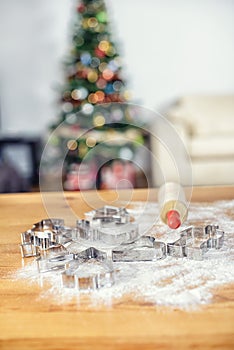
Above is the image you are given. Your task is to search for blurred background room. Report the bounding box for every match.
[0,0,233,193]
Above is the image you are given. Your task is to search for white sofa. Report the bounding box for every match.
[151,95,234,186]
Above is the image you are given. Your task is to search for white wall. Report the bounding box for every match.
[0,0,71,133]
[0,0,233,134]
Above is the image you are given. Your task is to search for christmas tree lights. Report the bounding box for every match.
[48,0,148,190]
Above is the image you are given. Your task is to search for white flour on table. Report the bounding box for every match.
[14,200,234,310]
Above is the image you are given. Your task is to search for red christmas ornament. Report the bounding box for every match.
[95,47,106,58]
[77,3,85,13]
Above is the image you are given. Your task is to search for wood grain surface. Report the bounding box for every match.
[0,186,234,350]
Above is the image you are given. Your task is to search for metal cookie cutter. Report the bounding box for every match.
[167,225,224,260]
[32,218,65,247]
[85,205,130,224]
[167,226,193,259]
[20,218,65,257]
[56,227,74,246]
[75,219,139,245]
[61,247,115,290]
[112,236,167,262]
[205,225,224,249]
[33,218,64,230]
[36,252,74,273]
[74,246,108,262]
[20,230,40,258]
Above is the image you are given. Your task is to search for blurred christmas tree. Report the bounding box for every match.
[48,0,149,190]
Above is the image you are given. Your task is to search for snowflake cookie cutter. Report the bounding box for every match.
[112,236,167,262]
[61,247,115,290]
[167,225,224,260]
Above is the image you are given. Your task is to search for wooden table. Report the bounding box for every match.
[0,186,234,350]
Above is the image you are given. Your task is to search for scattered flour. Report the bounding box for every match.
[14,200,234,310]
